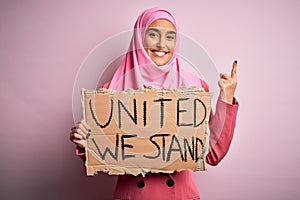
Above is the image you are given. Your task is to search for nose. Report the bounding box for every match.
[156,37,166,49]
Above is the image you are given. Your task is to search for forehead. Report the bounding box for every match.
[148,19,176,31]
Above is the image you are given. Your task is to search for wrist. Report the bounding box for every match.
[219,91,234,105]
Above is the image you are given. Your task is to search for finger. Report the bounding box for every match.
[70,128,86,140]
[73,140,85,149]
[71,126,89,139]
[81,120,91,132]
[231,60,237,79]
[77,123,89,134]
[220,73,231,80]
[77,128,87,139]
[70,133,83,142]
[73,132,83,140]
[218,79,224,88]
[70,127,79,135]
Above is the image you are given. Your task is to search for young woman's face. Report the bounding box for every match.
[143,19,176,66]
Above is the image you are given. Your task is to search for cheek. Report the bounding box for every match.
[167,41,176,52]
[143,37,156,49]
[167,52,174,61]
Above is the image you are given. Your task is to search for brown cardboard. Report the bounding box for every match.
[81,87,212,176]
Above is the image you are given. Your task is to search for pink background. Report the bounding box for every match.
[1,1,299,199]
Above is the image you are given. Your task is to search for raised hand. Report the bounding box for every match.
[218,60,238,104]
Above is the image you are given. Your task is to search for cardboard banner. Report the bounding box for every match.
[82,87,212,176]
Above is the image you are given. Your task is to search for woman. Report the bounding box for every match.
[70,7,238,199]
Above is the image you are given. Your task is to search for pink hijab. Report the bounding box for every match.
[106,7,202,91]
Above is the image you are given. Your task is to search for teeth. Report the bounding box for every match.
[154,51,166,57]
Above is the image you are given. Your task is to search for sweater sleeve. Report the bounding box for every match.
[200,79,239,166]
[75,146,86,162]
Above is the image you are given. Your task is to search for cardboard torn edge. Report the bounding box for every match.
[89,85,208,95]
[87,160,207,177]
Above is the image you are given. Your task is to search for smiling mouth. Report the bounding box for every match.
[151,50,168,57]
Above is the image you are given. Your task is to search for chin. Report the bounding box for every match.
[151,56,172,66]
[154,60,168,66]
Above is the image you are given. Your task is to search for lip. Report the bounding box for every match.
[150,50,168,57]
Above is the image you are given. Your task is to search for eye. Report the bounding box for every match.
[149,32,158,38]
[167,35,175,40]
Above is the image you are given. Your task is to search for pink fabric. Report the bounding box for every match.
[107,7,201,91]
[114,170,200,200]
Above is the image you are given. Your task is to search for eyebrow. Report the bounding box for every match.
[146,28,176,35]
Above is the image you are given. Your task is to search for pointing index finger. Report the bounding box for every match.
[231,60,237,79]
